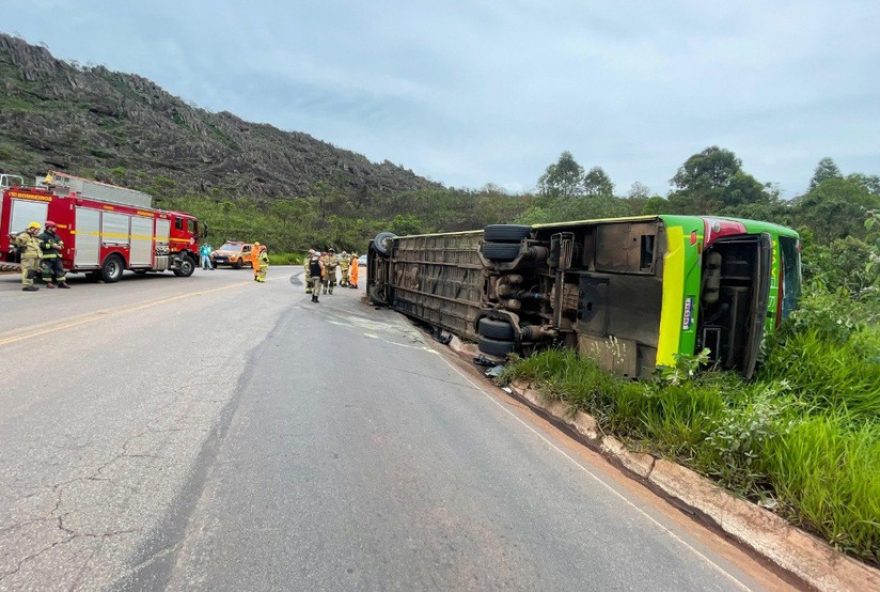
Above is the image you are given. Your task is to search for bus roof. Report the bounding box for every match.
[534,214,798,238]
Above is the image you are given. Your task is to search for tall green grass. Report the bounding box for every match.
[761,328,880,419]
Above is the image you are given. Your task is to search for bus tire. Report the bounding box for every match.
[100,254,125,283]
[481,242,520,262]
[484,224,531,242]
[478,336,517,357]
[372,232,397,257]
[368,284,388,305]
[478,318,515,340]
[173,255,195,277]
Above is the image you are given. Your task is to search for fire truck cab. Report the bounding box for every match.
[1,172,202,282]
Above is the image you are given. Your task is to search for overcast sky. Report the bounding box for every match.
[6,1,879,197]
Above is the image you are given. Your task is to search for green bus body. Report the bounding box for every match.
[369,214,801,378]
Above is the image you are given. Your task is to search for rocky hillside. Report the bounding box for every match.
[0,34,440,199]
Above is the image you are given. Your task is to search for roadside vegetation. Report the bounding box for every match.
[501,210,880,566]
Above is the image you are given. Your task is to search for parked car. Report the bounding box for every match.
[211,241,255,268]
[358,254,367,266]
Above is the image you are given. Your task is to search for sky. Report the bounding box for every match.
[5,1,879,197]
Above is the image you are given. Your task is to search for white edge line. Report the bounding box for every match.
[437,353,753,592]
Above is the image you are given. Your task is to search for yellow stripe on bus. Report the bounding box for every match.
[656,226,685,366]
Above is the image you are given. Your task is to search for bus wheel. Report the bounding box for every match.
[478,336,517,357]
[100,254,125,283]
[478,318,516,340]
[484,224,531,242]
[372,232,397,257]
[174,255,195,277]
[481,242,520,262]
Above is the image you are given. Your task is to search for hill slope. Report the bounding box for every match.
[0,34,440,199]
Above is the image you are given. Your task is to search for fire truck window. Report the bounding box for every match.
[187,219,196,233]
[175,218,183,230]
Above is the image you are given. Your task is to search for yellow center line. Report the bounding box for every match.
[0,280,252,348]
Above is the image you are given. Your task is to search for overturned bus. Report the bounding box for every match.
[367,215,801,379]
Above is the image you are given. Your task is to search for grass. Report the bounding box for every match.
[501,322,880,565]
[267,251,304,266]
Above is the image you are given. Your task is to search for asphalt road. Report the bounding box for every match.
[0,267,798,591]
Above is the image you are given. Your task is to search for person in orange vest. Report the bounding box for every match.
[348,251,359,289]
[252,242,269,282]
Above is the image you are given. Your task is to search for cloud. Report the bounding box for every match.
[4,0,879,197]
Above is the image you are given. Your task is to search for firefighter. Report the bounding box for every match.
[338,251,351,287]
[320,248,339,294]
[38,221,70,289]
[12,221,43,292]
[307,251,323,303]
[304,249,319,293]
[253,242,269,282]
[349,251,359,289]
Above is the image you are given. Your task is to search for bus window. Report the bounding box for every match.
[779,237,801,320]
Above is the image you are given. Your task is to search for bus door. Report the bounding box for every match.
[698,233,771,378]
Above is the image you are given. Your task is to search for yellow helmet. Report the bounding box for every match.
[28,221,41,230]
[253,241,260,247]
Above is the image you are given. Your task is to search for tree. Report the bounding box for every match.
[668,146,768,213]
[809,157,842,191]
[583,166,614,197]
[671,146,741,192]
[847,173,880,196]
[796,176,880,243]
[627,182,652,200]
[537,151,584,198]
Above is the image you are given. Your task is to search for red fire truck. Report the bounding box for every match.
[1,172,202,282]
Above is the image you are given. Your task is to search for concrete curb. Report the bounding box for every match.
[448,335,479,360]
[503,379,880,592]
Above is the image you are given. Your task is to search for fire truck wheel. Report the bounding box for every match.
[100,254,125,283]
[483,224,532,243]
[478,336,517,357]
[174,255,196,277]
[478,317,516,340]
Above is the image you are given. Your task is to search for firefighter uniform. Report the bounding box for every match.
[13,222,43,291]
[38,224,69,288]
[320,250,338,294]
[338,251,351,287]
[254,244,269,282]
[349,251,359,289]
[304,249,316,293]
